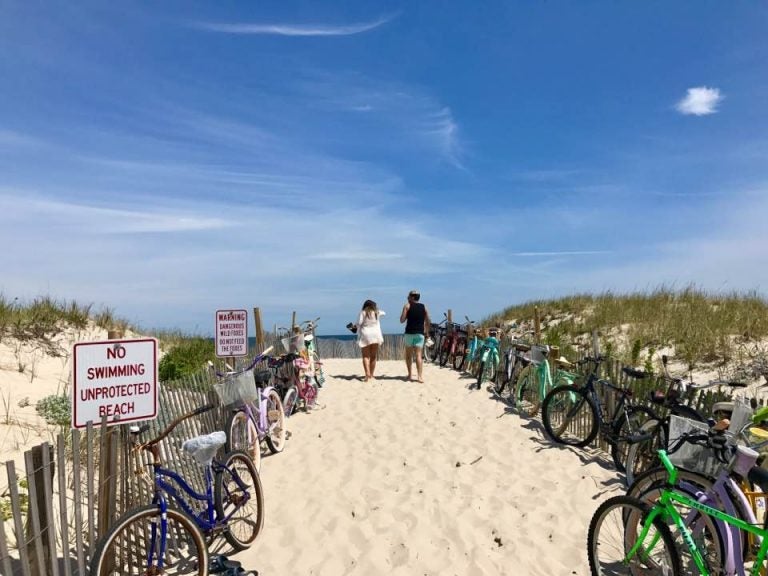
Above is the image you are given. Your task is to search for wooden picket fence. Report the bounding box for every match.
[0,369,225,576]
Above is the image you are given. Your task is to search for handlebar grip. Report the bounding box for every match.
[193,404,214,416]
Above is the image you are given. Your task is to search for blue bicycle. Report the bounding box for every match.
[474,328,501,389]
[89,405,264,575]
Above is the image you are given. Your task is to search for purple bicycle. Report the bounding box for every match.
[210,345,286,472]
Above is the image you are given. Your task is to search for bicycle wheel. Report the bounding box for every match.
[439,341,451,367]
[624,419,666,487]
[215,450,265,551]
[541,385,599,446]
[423,336,435,363]
[453,340,466,370]
[225,409,262,472]
[476,360,487,389]
[303,382,318,409]
[90,504,207,576]
[516,370,542,417]
[588,495,680,576]
[264,389,286,453]
[282,386,298,418]
[611,406,658,473]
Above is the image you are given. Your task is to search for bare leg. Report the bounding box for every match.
[362,347,372,381]
[415,346,424,382]
[405,346,413,380]
[369,343,379,378]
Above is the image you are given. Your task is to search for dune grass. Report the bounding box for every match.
[484,286,768,370]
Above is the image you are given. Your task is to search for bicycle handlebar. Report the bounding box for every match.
[134,404,215,451]
[209,346,275,378]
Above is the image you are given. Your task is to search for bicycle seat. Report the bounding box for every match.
[253,370,271,387]
[712,401,734,416]
[622,367,648,379]
[555,357,573,369]
[514,343,531,352]
[182,431,227,466]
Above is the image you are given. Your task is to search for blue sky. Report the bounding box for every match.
[1,2,767,335]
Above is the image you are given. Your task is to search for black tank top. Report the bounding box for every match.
[405,302,426,334]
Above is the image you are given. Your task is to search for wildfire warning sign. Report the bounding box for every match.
[72,338,158,429]
[216,309,248,357]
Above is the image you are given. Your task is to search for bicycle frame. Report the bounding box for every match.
[240,384,279,441]
[631,452,767,576]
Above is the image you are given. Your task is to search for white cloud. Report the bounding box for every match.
[193,15,393,36]
[676,86,723,116]
[509,251,611,257]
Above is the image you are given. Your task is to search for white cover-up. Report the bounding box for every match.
[356,310,385,348]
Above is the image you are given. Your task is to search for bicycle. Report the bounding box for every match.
[587,423,768,575]
[492,329,535,402]
[270,352,319,414]
[89,405,265,576]
[623,355,748,486]
[461,317,480,374]
[424,316,447,363]
[541,356,658,472]
[451,318,473,371]
[209,345,286,473]
[513,343,577,418]
[298,317,325,387]
[437,321,465,368]
[474,328,501,390]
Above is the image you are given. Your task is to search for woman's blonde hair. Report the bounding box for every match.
[362,299,378,317]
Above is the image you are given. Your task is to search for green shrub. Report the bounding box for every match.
[159,337,215,381]
[36,394,71,427]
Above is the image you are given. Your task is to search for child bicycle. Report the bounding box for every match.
[89,405,264,576]
[209,345,286,473]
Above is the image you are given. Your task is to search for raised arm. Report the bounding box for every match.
[400,303,409,323]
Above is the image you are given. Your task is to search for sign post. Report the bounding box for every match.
[72,338,158,429]
[215,309,248,357]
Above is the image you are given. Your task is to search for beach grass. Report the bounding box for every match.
[483,285,768,369]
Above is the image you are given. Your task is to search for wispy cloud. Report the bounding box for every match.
[309,251,405,261]
[509,251,611,257]
[422,107,463,168]
[676,86,723,116]
[193,15,394,37]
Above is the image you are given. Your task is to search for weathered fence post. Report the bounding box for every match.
[26,444,55,576]
[447,309,453,323]
[254,307,265,351]
[291,311,297,331]
[534,306,541,344]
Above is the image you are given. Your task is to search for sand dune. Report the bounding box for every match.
[235,358,620,575]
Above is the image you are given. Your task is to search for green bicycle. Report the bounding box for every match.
[587,436,768,575]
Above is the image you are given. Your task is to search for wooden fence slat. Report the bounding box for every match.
[7,461,32,576]
[70,430,86,576]
[57,435,72,576]
[85,422,95,558]
[0,478,15,576]
[41,444,59,576]
[24,449,48,576]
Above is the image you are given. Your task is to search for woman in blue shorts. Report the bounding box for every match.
[399,290,431,382]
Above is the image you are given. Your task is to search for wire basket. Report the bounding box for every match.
[213,371,258,407]
[280,334,305,354]
[668,415,729,478]
[530,344,549,365]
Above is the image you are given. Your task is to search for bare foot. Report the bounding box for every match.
[417,378,424,383]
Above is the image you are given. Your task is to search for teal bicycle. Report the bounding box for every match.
[513,344,577,417]
[474,328,501,390]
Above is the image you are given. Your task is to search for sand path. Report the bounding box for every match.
[233,359,621,575]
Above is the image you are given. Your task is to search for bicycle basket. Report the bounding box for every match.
[213,370,258,407]
[668,415,730,478]
[281,334,305,354]
[530,344,549,365]
[728,398,753,434]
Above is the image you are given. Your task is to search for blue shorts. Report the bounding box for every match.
[404,334,425,348]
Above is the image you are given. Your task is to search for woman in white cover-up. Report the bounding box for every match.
[356,300,385,381]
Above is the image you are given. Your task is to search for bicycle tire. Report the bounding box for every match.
[264,389,286,454]
[90,504,208,576]
[215,450,265,551]
[423,336,435,363]
[610,405,658,473]
[303,382,318,409]
[452,341,466,371]
[627,468,725,574]
[439,341,451,367]
[516,370,541,417]
[624,418,666,487]
[588,495,680,576]
[541,385,599,446]
[225,409,262,472]
[282,386,298,418]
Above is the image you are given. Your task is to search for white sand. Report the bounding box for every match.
[233,359,619,576]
